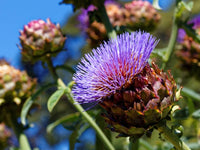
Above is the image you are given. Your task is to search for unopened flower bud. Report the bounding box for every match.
[124,0,160,31]
[19,18,66,62]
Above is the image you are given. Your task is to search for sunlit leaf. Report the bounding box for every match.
[176,1,193,19]
[181,87,200,102]
[152,0,161,10]
[47,88,65,112]
[192,109,200,120]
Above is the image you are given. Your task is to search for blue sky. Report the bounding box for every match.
[0,0,73,68]
[0,0,175,68]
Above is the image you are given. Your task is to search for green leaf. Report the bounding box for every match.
[21,83,55,125]
[47,88,65,112]
[47,112,80,133]
[192,109,200,120]
[152,0,161,10]
[176,1,193,18]
[181,87,200,102]
[69,123,90,150]
[9,147,19,150]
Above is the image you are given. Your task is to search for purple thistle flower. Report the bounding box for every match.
[78,5,97,30]
[72,31,159,104]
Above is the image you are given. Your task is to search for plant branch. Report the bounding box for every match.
[129,138,139,150]
[156,121,191,150]
[97,3,117,39]
[162,0,181,70]
[58,79,115,150]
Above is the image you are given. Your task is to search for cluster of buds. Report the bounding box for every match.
[78,0,160,47]
[19,18,66,62]
[0,60,37,123]
[72,32,177,137]
[0,123,11,149]
[176,16,200,77]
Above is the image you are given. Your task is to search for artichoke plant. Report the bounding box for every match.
[0,60,37,123]
[19,18,66,62]
[72,31,177,137]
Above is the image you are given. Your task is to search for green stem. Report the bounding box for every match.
[96,114,111,150]
[45,54,59,81]
[46,58,115,150]
[129,138,139,150]
[97,3,117,39]
[139,139,154,150]
[58,79,115,150]
[6,113,31,150]
[156,121,191,150]
[162,0,180,70]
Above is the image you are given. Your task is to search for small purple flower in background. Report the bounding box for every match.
[77,5,97,31]
[177,15,200,78]
[72,31,158,104]
[72,31,177,137]
[178,15,200,43]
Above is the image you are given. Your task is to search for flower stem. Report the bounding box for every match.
[129,138,139,150]
[6,113,31,150]
[45,54,59,81]
[45,58,115,150]
[162,0,180,70]
[156,121,191,150]
[58,79,115,150]
[97,3,117,39]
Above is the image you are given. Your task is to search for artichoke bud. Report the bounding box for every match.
[19,18,66,62]
[0,59,37,122]
[124,0,160,31]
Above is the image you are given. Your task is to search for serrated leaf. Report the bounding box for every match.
[47,112,80,133]
[192,109,200,120]
[47,88,65,112]
[21,83,55,125]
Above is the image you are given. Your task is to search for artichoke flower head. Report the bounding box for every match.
[72,31,177,138]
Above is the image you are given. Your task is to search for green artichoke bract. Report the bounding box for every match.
[0,60,37,123]
[19,18,66,62]
[100,63,177,137]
